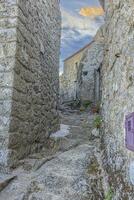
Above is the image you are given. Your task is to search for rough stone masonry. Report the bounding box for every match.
[101,0,134,199]
[0,0,61,172]
[78,27,104,104]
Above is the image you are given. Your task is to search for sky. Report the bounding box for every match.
[60,0,104,74]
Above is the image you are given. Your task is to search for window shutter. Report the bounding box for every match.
[125,113,134,151]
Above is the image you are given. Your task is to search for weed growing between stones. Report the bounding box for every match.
[93,115,102,129]
[87,158,100,175]
[80,100,92,112]
[80,105,86,112]
[104,187,114,200]
[87,158,105,199]
[82,100,92,109]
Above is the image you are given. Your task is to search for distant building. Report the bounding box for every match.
[78,27,104,103]
[60,42,93,103]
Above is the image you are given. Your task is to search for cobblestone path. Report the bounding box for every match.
[0,108,106,200]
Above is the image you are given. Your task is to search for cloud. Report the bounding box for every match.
[60,0,101,13]
[79,7,104,17]
[60,3,104,74]
[61,8,103,52]
[61,8,102,38]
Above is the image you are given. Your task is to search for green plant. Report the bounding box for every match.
[79,105,85,112]
[82,100,92,109]
[104,188,114,200]
[93,115,102,129]
[87,158,100,175]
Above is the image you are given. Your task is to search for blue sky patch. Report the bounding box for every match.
[60,0,104,73]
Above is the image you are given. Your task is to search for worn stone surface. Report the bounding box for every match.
[78,27,104,103]
[0,108,106,200]
[101,0,134,198]
[0,0,61,171]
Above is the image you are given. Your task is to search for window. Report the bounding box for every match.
[125,113,134,151]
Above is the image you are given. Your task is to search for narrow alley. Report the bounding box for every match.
[0,105,106,200]
[0,0,134,199]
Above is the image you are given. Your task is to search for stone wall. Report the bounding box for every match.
[59,74,66,104]
[0,0,61,171]
[78,28,104,103]
[99,0,105,9]
[101,0,134,198]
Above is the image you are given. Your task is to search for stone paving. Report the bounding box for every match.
[0,108,106,200]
